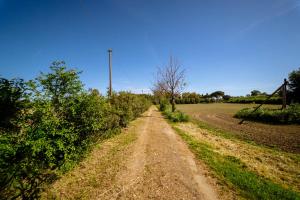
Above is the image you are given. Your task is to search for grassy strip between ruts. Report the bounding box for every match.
[172,126,300,200]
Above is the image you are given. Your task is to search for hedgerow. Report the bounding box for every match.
[227,96,282,104]
[234,104,300,124]
[0,61,151,199]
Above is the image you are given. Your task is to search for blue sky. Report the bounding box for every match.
[0,0,300,96]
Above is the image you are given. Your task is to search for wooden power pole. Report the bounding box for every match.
[108,48,112,97]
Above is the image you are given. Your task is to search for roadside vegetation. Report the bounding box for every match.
[173,126,300,200]
[235,104,300,124]
[227,96,282,104]
[159,99,189,122]
[41,112,146,199]
[162,103,300,199]
[0,61,151,199]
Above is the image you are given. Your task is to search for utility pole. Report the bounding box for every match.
[108,48,112,97]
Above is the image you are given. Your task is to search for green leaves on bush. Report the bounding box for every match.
[159,98,170,112]
[234,104,300,124]
[163,110,189,122]
[0,61,151,199]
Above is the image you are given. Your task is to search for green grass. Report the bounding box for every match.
[173,127,300,200]
[159,104,189,122]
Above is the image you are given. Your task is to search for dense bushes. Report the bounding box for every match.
[0,61,151,199]
[175,97,207,104]
[159,100,189,122]
[110,92,151,127]
[234,104,300,124]
[163,110,189,122]
[227,96,282,104]
[159,98,170,111]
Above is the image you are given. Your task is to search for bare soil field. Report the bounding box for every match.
[177,103,300,153]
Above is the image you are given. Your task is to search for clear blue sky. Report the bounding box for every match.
[0,0,300,96]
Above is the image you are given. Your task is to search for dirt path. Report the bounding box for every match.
[108,106,219,200]
[43,106,221,199]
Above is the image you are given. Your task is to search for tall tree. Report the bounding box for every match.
[210,91,224,98]
[250,90,262,96]
[153,56,186,112]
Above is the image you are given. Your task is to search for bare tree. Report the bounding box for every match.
[153,56,186,112]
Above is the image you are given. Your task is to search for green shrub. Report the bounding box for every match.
[159,98,170,111]
[110,92,151,127]
[162,109,189,122]
[0,62,152,199]
[234,104,300,124]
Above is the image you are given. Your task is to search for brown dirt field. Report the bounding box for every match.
[43,106,232,199]
[177,104,300,153]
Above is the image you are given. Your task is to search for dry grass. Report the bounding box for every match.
[41,117,145,199]
[174,122,300,193]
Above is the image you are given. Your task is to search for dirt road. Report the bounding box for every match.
[110,106,219,200]
[44,106,220,199]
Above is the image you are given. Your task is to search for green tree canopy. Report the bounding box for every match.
[250,90,262,96]
[210,91,224,97]
[288,67,300,102]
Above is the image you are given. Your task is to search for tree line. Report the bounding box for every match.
[154,66,300,105]
[0,61,151,199]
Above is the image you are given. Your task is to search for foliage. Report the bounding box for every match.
[160,105,189,122]
[0,78,27,129]
[175,92,204,104]
[110,92,151,127]
[288,67,300,103]
[210,90,224,97]
[234,104,300,124]
[159,98,170,112]
[174,128,300,200]
[250,90,268,96]
[36,61,83,112]
[227,96,282,104]
[0,61,151,199]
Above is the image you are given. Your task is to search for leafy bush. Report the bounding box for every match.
[0,61,151,199]
[0,78,28,129]
[159,98,170,112]
[234,104,300,124]
[110,92,151,127]
[161,107,189,122]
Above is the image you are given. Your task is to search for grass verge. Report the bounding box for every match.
[173,126,300,200]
